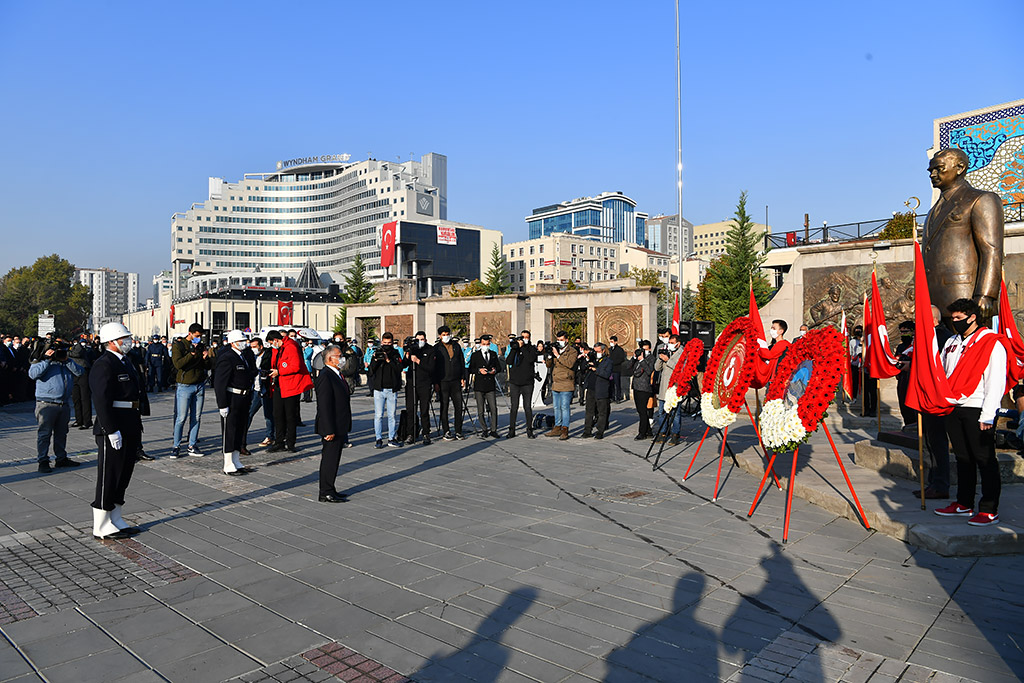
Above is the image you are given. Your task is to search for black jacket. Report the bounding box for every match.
[468,348,501,393]
[69,342,98,371]
[630,351,657,393]
[506,342,539,385]
[586,356,614,399]
[368,344,403,390]
[608,344,628,374]
[89,350,143,437]
[145,342,166,368]
[214,346,256,409]
[315,368,352,437]
[403,342,436,386]
[432,341,466,383]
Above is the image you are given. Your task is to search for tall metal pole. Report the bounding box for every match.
[675,0,684,312]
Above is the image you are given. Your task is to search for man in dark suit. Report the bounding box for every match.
[214,330,257,476]
[403,331,435,445]
[923,147,1004,319]
[582,343,614,439]
[314,346,351,503]
[89,323,145,539]
[468,335,502,438]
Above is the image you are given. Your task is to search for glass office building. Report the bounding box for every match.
[526,192,649,245]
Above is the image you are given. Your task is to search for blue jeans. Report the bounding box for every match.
[658,399,686,435]
[553,391,572,427]
[373,389,397,441]
[174,383,205,449]
[248,389,274,441]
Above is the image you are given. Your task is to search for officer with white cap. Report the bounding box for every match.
[89,322,143,539]
[214,329,257,475]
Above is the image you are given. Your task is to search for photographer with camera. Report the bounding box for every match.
[170,323,214,458]
[544,330,577,440]
[574,342,592,407]
[581,343,613,439]
[403,331,435,445]
[29,335,84,473]
[608,336,628,403]
[69,335,97,429]
[630,341,657,440]
[431,326,467,441]
[468,334,502,438]
[655,333,686,445]
[368,332,403,448]
[505,330,539,438]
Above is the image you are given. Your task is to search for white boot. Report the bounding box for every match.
[231,450,244,471]
[110,504,128,530]
[92,508,122,538]
[223,452,238,473]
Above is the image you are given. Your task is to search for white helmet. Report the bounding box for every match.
[226,329,248,344]
[99,322,131,344]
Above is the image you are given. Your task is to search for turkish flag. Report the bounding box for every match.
[277,300,293,326]
[865,271,901,379]
[749,287,772,389]
[840,310,854,399]
[380,221,397,269]
[671,294,680,335]
[997,280,1024,383]
[170,304,176,329]
[906,242,957,415]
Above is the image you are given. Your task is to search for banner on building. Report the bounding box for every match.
[543,259,555,266]
[277,301,293,326]
[380,221,397,268]
[437,224,457,246]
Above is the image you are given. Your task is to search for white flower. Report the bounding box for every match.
[664,386,680,412]
[759,399,807,452]
[701,392,737,429]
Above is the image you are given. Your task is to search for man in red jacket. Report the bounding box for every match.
[266,330,313,453]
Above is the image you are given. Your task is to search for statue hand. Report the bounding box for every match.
[975,295,995,318]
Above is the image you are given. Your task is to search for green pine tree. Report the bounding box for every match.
[619,267,670,328]
[335,253,376,335]
[483,244,511,295]
[679,282,697,321]
[699,191,772,332]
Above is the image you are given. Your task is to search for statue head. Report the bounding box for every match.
[929,148,969,191]
[828,284,841,302]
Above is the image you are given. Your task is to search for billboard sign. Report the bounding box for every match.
[416,193,434,216]
[437,225,458,246]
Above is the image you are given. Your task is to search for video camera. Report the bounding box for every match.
[31,336,69,363]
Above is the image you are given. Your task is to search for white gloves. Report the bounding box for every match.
[108,431,123,450]
[219,408,229,418]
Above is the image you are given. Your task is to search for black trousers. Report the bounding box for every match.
[405,379,432,439]
[221,392,250,453]
[923,411,950,494]
[945,406,1000,513]
[438,380,463,436]
[319,437,344,496]
[583,392,610,436]
[147,364,164,392]
[508,382,534,433]
[611,372,622,401]
[73,373,92,424]
[863,375,878,413]
[633,390,654,437]
[92,429,140,511]
[475,391,498,432]
[850,364,860,399]
[274,393,300,448]
[896,372,916,426]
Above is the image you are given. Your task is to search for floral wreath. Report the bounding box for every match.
[662,338,705,413]
[700,316,760,428]
[759,326,845,453]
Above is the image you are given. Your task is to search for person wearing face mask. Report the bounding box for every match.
[505,330,538,439]
[758,320,791,390]
[544,330,577,440]
[933,298,1007,526]
[170,323,214,458]
[431,326,467,441]
[581,343,614,439]
[29,335,84,473]
[214,330,257,475]
[403,331,435,445]
[606,336,628,403]
[631,341,657,440]
[368,331,404,448]
[894,320,917,430]
[655,334,685,444]
[798,324,809,338]
[89,323,145,539]
[468,334,502,438]
[266,329,314,453]
[314,346,352,502]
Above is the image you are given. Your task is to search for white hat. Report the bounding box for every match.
[226,329,248,344]
[99,322,131,344]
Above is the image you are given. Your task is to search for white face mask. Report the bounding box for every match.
[418,340,425,348]
[558,340,566,348]
[769,328,778,339]
[668,343,678,352]
[233,341,247,352]
[3,341,10,347]
[659,337,669,345]
[595,352,603,359]
[798,331,805,337]
[440,335,451,344]
[117,339,134,354]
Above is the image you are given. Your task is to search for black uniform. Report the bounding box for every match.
[403,342,435,441]
[314,367,352,497]
[583,355,613,438]
[468,347,502,434]
[506,341,538,436]
[146,341,167,392]
[432,341,467,437]
[90,350,143,512]
[608,343,628,401]
[214,346,256,454]
[69,341,97,427]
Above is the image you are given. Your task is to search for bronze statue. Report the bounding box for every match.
[922,148,1004,317]
[809,284,843,328]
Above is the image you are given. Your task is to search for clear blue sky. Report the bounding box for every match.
[0,1,1017,290]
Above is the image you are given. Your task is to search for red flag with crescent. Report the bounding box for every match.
[671,294,680,335]
[865,270,901,379]
[997,279,1024,383]
[748,286,772,389]
[380,221,397,269]
[277,301,293,326]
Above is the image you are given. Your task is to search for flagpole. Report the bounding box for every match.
[860,293,867,418]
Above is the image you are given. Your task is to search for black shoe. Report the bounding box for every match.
[284,445,298,453]
[488,431,500,438]
[405,437,416,445]
[224,470,247,476]
[581,433,593,439]
[136,450,155,461]
[70,422,82,428]
[669,435,680,446]
[635,434,646,441]
[168,447,181,459]
[38,462,52,473]
[443,432,454,441]
[267,444,285,453]
[94,530,133,540]
[506,430,516,439]
[54,458,81,468]
[78,424,91,430]
[595,434,604,440]
[527,430,536,439]
[454,433,465,440]
[318,492,349,503]
[422,437,432,446]
[239,447,251,456]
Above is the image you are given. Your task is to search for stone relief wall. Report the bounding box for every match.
[595,305,643,346]
[474,311,511,341]
[801,263,914,329]
[384,314,413,341]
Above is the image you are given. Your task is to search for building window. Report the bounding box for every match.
[539,245,544,253]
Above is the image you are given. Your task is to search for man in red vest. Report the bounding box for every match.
[266,330,313,453]
[758,319,791,388]
[934,298,1006,526]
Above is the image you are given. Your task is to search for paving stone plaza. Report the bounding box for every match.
[1,392,1021,682]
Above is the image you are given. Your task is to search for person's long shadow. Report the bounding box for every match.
[603,572,719,682]
[723,548,841,680]
[413,587,538,683]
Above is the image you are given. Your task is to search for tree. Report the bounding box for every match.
[0,254,91,336]
[679,282,697,321]
[698,191,772,331]
[879,210,917,240]
[620,267,669,328]
[335,253,375,335]
[483,244,511,295]
[449,279,489,297]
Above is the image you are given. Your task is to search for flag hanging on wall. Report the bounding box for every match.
[380,221,397,269]
[277,301,293,326]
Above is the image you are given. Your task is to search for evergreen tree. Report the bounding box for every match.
[0,254,91,336]
[620,267,670,328]
[336,253,375,336]
[679,282,697,321]
[699,191,772,331]
[483,244,511,295]
[450,279,489,297]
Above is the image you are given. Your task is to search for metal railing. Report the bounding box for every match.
[764,201,1024,251]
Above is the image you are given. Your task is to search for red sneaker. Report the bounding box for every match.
[934,503,973,517]
[967,512,999,527]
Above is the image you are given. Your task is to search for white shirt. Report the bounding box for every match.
[941,327,1006,424]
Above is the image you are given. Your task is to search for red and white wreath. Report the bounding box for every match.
[700,316,760,429]
[663,338,704,412]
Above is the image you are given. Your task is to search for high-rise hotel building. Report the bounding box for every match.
[170,153,447,294]
[526,192,649,245]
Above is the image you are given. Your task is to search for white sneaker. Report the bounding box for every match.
[187,446,204,457]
